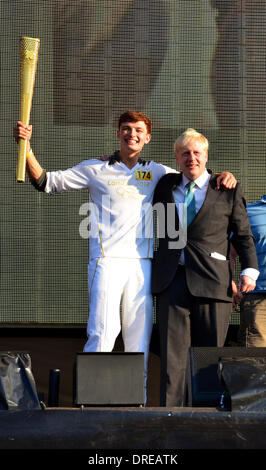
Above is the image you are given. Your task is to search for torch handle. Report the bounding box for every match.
[17,138,28,183]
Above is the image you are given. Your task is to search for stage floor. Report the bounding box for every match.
[1,406,266,451]
[1,328,264,463]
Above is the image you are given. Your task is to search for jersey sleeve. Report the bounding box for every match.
[161,164,178,175]
[152,162,179,185]
[45,159,99,194]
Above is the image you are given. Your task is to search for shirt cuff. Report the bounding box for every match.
[241,268,260,281]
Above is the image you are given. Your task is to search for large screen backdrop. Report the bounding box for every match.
[1,0,265,325]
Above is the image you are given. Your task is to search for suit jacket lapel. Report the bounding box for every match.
[169,172,182,202]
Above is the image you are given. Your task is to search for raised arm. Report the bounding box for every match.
[14,121,44,181]
[14,121,97,194]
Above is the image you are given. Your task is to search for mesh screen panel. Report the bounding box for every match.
[0,0,265,325]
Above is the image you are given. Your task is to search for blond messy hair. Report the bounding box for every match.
[174,128,209,154]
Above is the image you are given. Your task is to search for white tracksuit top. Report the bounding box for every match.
[45,159,176,260]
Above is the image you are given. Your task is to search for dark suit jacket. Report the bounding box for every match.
[152,171,258,302]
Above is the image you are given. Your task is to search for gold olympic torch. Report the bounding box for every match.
[16,36,40,182]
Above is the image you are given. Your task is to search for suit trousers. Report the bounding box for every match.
[157,265,232,406]
[238,293,266,347]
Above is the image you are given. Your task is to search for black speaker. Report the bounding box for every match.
[188,347,266,408]
[74,352,145,406]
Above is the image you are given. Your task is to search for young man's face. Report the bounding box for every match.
[117,120,151,156]
[175,138,208,180]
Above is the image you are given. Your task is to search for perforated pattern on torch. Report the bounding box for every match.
[19,37,40,125]
[17,37,40,182]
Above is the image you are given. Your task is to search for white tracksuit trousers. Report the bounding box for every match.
[83,257,153,395]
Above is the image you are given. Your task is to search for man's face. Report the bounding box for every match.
[117,120,151,156]
[175,139,208,180]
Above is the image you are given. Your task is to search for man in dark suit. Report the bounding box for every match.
[152,128,259,406]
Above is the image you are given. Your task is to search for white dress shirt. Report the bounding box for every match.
[173,170,210,265]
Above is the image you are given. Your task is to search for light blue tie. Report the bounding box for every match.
[184,181,196,226]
